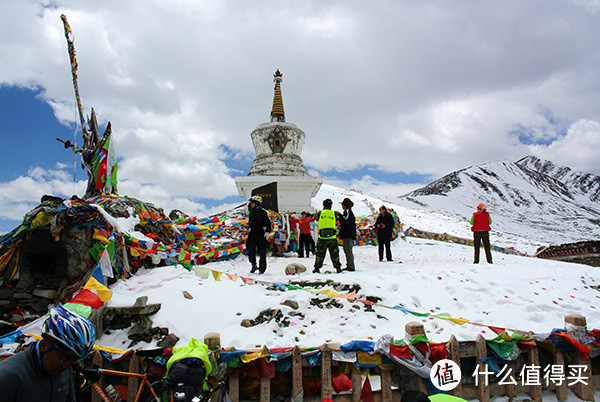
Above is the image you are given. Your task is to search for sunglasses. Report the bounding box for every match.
[53,348,80,365]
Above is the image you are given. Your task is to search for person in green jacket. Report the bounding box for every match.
[312,199,342,274]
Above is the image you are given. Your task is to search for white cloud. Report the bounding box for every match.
[0,165,87,222]
[530,119,600,174]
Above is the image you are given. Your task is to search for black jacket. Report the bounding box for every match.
[375,212,395,240]
[338,208,356,240]
[248,206,271,240]
[0,341,76,401]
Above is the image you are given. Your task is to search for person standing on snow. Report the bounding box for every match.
[374,205,395,261]
[470,202,493,264]
[337,198,356,271]
[246,196,272,274]
[289,211,316,258]
[313,199,342,274]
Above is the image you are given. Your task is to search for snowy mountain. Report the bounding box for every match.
[394,156,600,245]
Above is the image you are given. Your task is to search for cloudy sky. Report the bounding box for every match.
[1,0,600,232]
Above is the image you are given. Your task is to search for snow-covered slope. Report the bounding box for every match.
[394,157,600,245]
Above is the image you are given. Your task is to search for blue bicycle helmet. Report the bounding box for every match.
[41,305,96,360]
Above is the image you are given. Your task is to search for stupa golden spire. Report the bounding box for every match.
[270,69,285,122]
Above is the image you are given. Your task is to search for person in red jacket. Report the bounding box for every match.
[470,203,493,264]
[289,211,316,258]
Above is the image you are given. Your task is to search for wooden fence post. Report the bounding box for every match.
[321,344,332,401]
[564,314,594,401]
[380,368,393,402]
[351,368,362,402]
[406,321,429,394]
[502,363,517,401]
[228,373,239,402]
[475,334,490,402]
[91,350,103,402]
[449,335,463,398]
[554,350,568,401]
[292,346,303,401]
[259,346,270,402]
[127,352,140,402]
[204,331,221,349]
[526,346,542,401]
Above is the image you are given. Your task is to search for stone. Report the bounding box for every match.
[285,263,306,275]
[157,333,180,348]
[0,288,14,298]
[105,301,161,316]
[133,296,148,307]
[33,298,52,314]
[241,319,254,327]
[282,300,299,310]
[32,288,61,299]
[89,307,104,338]
[128,316,153,341]
[182,291,193,300]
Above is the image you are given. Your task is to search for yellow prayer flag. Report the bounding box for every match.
[83,276,113,303]
[92,230,110,244]
[319,290,339,298]
[448,317,470,325]
[240,348,270,363]
[212,270,222,281]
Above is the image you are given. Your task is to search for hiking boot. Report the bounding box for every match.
[336,267,343,273]
[259,268,266,274]
[343,267,355,272]
[312,268,320,274]
[250,265,258,273]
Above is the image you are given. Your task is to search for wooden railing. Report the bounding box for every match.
[91,315,598,401]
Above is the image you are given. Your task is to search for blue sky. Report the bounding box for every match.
[1,0,600,234]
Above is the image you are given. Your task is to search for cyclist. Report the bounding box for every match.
[0,304,96,401]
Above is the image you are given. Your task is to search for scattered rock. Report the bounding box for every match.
[241,319,254,328]
[281,300,299,310]
[127,316,153,342]
[182,291,193,300]
[285,263,307,275]
[157,333,180,348]
[32,288,60,300]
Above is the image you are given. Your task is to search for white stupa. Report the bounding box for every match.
[235,70,322,213]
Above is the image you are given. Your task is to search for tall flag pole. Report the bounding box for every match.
[60,14,88,145]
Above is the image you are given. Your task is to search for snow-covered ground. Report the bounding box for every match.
[101,234,600,351]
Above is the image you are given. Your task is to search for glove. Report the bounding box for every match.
[264,232,270,240]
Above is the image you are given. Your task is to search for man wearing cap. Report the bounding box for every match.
[337,198,356,271]
[470,203,493,264]
[313,199,342,274]
[247,196,272,274]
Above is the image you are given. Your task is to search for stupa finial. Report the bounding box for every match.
[270,69,285,122]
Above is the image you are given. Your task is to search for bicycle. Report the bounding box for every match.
[78,354,225,402]
[79,365,161,402]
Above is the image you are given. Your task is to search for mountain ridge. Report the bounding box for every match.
[395,156,600,245]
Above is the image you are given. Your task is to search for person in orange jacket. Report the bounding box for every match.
[470,203,493,264]
[289,211,316,258]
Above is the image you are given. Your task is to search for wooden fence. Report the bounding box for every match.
[91,314,598,401]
